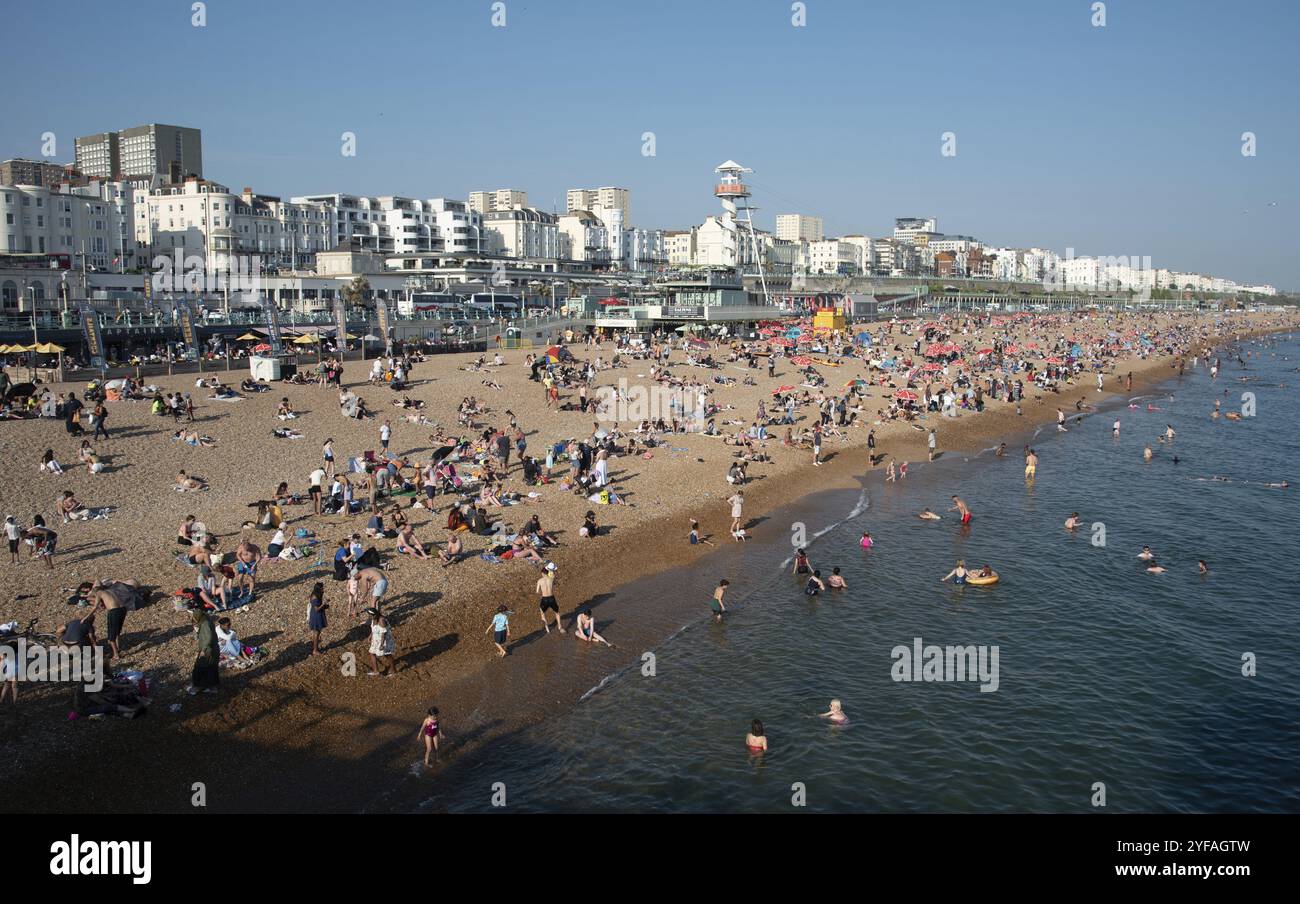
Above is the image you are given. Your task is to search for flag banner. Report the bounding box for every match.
[334,298,348,351]
[79,303,105,367]
[178,302,197,350]
[264,302,285,355]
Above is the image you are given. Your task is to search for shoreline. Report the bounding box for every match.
[3,317,1293,813]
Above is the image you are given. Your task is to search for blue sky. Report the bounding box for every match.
[4,0,1297,287]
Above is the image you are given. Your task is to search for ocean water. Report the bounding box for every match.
[428,335,1300,813]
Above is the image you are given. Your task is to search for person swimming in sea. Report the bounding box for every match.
[746,719,768,754]
[1137,546,1155,561]
[827,567,847,590]
[859,531,874,549]
[1064,512,1080,531]
[819,700,849,725]
[805,570,826,596]
[1197,559,1209,575]
[918,509,941,521]
[1145,561,1167,574]
[792,549,811,575]
[941,560,968,584]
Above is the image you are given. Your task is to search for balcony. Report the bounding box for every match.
[714,183,749,196]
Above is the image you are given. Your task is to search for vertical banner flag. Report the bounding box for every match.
[79,302,105,367]
[376,299,391,345]
[179,302,197,351]
[264,301,285,355]
[334,297,348,352]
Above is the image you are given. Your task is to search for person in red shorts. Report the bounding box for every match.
[950,495,972,525]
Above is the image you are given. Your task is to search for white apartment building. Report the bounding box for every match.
[624,227,666,271]
[567,187,630,225]
[0,183,116,270]
[775,214,824,243]
[664,230,695,266]
[290,193,447,257]
[839,235,873,273]
[557,210,610,264]
[482,207,559,259]
[806,239,859,275]
[468,189,529,214]
[141,179,333,271]
[427,198,484,254]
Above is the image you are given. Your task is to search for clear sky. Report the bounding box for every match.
[4,0,1297,288]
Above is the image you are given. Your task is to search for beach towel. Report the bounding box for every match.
[479,553,503,564]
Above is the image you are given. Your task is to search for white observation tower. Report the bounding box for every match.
[714,160,769,303]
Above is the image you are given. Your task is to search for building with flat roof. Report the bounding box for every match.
[75,123,202,181]
[775,213,824,243]
[468,189,529,214]
[566,187,630,225]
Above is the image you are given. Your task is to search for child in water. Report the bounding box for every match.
[416,707,442,766]
[819,700,849,725]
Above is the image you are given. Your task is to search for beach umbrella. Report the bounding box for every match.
[895,390,919,401]
[293,334,319,345]
[977,348,994,355]
[1005,345,1020,354]
[1023,341,1039,349]
[772,385,795,394]
[922,362,943,371]
[235,333,260,341]
[1044,356,1064,364]
[251,343,273,354]
[33,342,65,354]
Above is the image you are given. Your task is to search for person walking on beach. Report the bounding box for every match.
[710,579,729,622]
[812,424,822,467]
[323,438,336,481]
[309,466,326,515]
[367,607,396,675]
[537,562,563,635]
[91,401,109,442]
[486,604,510,657]
[867,429,876,467]
[417,707,441,766]
[379,419,392,455]
[927,428,937,462]
[727,489,744,535]
[307,582,328,655]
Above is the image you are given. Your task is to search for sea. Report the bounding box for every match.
[424,332,1300,813]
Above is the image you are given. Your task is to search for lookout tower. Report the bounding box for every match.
[712,160,770,304]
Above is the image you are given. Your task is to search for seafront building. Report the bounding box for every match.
[775,213,824,243]
[75,123,203,181]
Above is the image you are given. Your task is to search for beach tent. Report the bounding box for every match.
[855,332,872,345]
